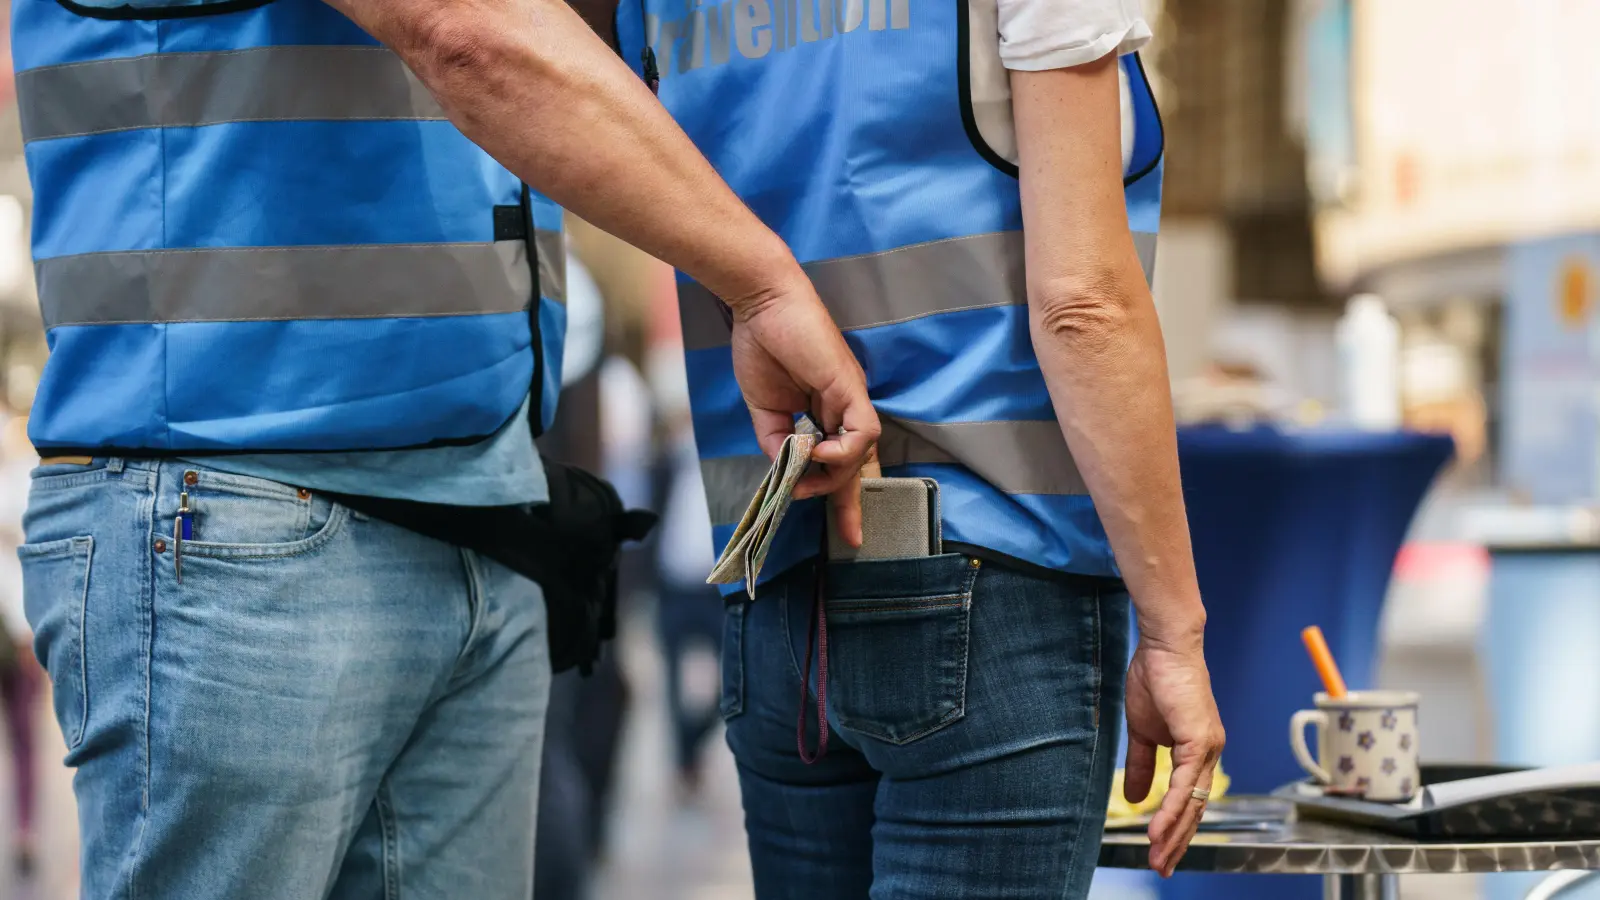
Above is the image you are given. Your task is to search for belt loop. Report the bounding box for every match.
[105,457,125,474]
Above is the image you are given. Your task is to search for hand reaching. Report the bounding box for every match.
[727,282,880,546]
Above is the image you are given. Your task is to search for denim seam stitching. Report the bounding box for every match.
[378,778,401,900]
[451,548,486,680]
[191,484,300,503]
[1058,583,1104,895]
[184,476,310,503]
[958,559,976,721]
[779,580,806,687]
[837,705,965,746]
[1090,582,1101,731]
[736,604,745,716]
[130,470,158,900]
[29,467,158,493]
[70,536,93,748]
[939,560,977,742]
[719,602,746,720]
[15,542,80,560]
[827,601,966,617]
[828,592,968,608]
[28,469,113,492]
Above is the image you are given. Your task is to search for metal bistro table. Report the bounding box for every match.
[1100,800,1600,900]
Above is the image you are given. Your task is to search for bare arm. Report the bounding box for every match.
[1015,56,1202,654]
[1013,55,1222,875]
[320,0,880,538]
[325,0,792,309]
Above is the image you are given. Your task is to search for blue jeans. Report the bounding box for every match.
[19,459,551,899]
[723,553,1129,900]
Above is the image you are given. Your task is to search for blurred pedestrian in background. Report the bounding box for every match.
[534,242,648,900]
[638,264,727,799]
[0,398,38,877]
[651,423,724,796]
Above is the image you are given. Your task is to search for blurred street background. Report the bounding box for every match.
[2,1,1600,898]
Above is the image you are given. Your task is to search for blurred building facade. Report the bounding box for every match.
[1147,0,1600,485]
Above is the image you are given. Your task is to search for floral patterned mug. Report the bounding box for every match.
[1290,690,1421,802]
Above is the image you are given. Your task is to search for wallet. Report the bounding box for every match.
[826,476,942,561]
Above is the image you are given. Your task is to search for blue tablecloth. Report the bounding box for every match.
[1142,426,1454,900]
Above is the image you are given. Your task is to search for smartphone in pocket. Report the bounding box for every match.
[826,477,941,561]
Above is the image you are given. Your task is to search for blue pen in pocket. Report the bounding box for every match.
[173,491,193,583]
[178,491,193,540]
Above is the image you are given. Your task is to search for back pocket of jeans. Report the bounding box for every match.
[824,553,977,745]
[19,536,93,750]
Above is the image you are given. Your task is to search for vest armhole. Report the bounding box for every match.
[54,0,274,21]
[955,2,1166,190]
[955,0,1020,179]
[522,183,549,440]
[1123,53,1165,188]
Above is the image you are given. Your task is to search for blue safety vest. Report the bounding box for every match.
[617,0,1163,583]
[12,0,566,454]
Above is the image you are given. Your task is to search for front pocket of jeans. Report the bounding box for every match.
[173,468,344,552]
[178,502,348,561]
[825,555,975,745]
[19,536,93,750]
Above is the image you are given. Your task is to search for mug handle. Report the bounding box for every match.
[1290,709,1332,783]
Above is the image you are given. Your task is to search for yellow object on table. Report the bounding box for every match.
[1106,746,1230,827]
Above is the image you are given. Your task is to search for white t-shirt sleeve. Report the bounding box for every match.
[997,0,1152,72]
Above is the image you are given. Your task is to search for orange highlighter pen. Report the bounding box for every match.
[1300,625,1348,699]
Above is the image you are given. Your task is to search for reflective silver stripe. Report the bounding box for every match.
[17,46,443,144]
[36,241,531,329]
[534,229,566,305]
[1133,231,1157,284]
[680,229,1157,351]
[701,454,778,526]
[680,281,736,352]
[883,417,1085,497]
[699,416,1084,525]
[680,230,1022,351]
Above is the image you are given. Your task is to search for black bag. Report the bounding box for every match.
[330,461,656,675]
[529,461,658,673]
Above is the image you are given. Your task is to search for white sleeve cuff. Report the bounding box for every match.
[999,18,1153,73]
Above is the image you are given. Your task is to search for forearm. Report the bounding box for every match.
[1014,60,1205,648]
[1032,276,1204,644]
[326,0,802,308]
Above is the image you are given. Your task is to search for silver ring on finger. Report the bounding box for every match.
[1190,788,1211,801]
